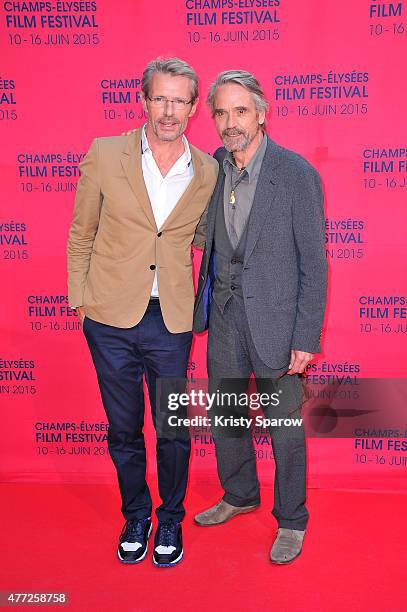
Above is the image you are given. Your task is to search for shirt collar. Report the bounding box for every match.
[141,124,192,169]
[223,133,267,183]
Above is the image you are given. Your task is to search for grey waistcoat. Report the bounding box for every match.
[213,178,249,311]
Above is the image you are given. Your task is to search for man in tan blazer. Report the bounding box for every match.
[67,57,217,568]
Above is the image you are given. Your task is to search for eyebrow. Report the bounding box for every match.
[214,106,249,112]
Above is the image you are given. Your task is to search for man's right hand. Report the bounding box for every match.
[77,306,85,324]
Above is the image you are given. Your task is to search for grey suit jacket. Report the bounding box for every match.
[193,136,328,370]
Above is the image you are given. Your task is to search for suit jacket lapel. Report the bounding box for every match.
[121,131,206,232]
[244,137,283,265]
[160,145,203,231]
[120,129,158,230]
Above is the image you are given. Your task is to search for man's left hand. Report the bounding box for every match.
[287,350,314,375]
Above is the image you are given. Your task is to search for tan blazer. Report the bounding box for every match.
[67,128,218,332]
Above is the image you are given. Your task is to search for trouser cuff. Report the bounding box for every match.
[223,492,260,508]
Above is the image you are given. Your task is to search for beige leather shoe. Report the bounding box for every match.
[194,499,259,526]
[270,528,306,564]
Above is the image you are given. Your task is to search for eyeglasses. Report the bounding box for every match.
[146,95,193,110]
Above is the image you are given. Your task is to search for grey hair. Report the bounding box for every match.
[207,70,269,130]
[142,57,199,102]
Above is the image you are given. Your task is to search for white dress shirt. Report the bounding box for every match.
[141,125,194,297]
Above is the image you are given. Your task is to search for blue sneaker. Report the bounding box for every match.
[117,518,152,564]
[152,520,183,567]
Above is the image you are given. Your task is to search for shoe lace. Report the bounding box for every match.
[158,521,177,547]
[120,519,145,542]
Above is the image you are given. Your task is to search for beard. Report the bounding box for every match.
[152,114,185,141]
[221,125,259,152]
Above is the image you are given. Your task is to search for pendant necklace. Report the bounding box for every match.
[229,166,246,210]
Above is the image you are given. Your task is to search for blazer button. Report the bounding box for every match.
[231,285,236,291]
[157,232,162,237]
[150,264,156,270]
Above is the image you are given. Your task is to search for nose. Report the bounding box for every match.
[164,99,175,110]
[162,100,176,117]
[226,113,235,129]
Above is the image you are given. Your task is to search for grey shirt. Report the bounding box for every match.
[223,133,268,249]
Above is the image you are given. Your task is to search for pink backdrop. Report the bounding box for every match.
[1,0,406,489]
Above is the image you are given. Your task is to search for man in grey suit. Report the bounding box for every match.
[193,70,327,564]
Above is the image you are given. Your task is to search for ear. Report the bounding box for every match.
[258,109,266,126]
[188,96,199,118]
[141,94,148,114]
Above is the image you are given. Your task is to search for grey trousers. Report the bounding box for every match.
[207,297,309,530]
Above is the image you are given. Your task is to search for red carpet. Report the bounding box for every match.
[1,482,406,612]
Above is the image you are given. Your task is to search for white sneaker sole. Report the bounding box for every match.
[152,549,184,568]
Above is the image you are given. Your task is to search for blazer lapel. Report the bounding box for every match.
[160,145,203,231]
[244,137,283,265]
[120,129,158,231]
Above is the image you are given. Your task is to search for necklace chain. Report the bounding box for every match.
[229,166,246,209]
